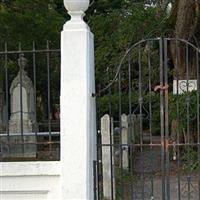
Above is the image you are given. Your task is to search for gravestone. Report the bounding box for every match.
[9,54,35,133]
[8,54,36,158]
[121,114,129,169]
[101,114,116,200]
[128,114,140,143]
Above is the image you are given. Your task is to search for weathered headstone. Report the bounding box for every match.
[128,114,140,143]
[9,54,35,133]
[101,114,115,200]
[121,114,129,169]
[8,54,36,158]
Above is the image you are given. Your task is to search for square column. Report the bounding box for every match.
[60,2,96,199]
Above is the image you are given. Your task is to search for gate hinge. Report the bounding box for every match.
[154,84,169,92]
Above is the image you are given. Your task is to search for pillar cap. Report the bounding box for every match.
[64,0,89,13]
[63,0,90,30]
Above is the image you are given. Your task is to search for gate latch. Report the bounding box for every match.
[154,84,169,92]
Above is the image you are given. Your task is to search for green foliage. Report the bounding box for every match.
[181,147,200,172]
[89,3,167,85]
[115,168,134,200]
[0,0,64,120]
[169,91,199,136]
[0,0,65,49]
[0,1,170,87]
[1,0,194,129]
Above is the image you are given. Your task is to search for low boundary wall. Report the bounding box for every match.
[0,161,61,200]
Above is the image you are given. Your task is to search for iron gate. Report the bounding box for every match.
[94,38,200,200]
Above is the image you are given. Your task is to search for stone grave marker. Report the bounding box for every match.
[101,114,116,200]
[5,54,37,158]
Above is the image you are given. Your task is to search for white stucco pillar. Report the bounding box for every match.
[61,0,96,199]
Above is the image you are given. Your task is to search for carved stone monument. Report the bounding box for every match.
[9,54,35,133]
[8,54,36,158]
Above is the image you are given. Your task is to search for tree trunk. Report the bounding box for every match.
[175,0,198,40]
[169,0,199,142]
[170,0,199,79]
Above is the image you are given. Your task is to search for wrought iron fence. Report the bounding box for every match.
[94,38,200,200]
[0,42,60,161]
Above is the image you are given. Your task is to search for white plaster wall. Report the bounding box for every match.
[0,162,61,200]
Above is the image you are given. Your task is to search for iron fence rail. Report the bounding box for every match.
[0,42,60,161]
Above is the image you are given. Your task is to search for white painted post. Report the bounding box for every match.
[61,0,96,199]
[121,114,129,169]
[101,114,115,200]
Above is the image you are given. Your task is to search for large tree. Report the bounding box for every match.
[170,0,199,79]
